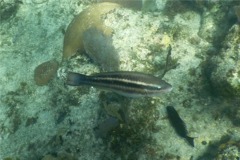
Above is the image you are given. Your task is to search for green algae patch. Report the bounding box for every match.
[0,1,21,22]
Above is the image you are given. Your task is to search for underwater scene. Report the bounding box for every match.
[0,0,240,159]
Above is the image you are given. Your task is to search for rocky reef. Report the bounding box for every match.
[210,25,240,97]
[0,0,240,160]
[62,2,121,59]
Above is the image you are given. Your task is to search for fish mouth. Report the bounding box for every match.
[159,80,172,93]
[162,85,173,93]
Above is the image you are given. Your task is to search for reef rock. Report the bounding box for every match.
[83,27,119,71]
[210,25,240,97]
[63,2,121,59]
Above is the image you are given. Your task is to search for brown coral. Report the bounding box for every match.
[62,2,121,59]
[98,0,142,10]
[34,60,59,86]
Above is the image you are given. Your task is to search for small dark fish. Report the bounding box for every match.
[66,71,172,97]
[166,106,194,147]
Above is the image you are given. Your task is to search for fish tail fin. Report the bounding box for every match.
[66,72,88,86]
[185,136,194,147]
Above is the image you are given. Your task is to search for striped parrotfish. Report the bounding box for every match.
[66,71,172,97]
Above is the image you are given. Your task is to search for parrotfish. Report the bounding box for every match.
[166,106,194,147]
[66,71,172,97]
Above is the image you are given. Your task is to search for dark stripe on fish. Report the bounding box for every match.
[66,71,172,97]
[166,106,194,147]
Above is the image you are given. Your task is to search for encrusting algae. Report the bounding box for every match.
[63,2,121,59]
[34,60,59,86]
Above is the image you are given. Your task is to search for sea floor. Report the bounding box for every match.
[0,0,240,160]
